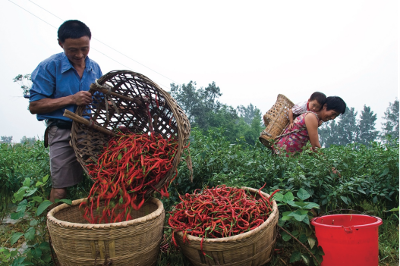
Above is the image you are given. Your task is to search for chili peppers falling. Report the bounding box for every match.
[80,131,178,224]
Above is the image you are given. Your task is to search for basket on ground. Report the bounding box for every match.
[65,70,191,195]
[259,94,294,149]
[175,187,279,266]
[47,197,165,266]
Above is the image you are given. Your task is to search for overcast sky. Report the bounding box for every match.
[0,0,398,142]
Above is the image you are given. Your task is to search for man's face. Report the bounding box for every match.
[308,100,322,112]
[58,36,90,67]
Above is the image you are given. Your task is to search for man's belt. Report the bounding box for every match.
[44,119,73,148]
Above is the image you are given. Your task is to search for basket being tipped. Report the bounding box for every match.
[67,70,191,198]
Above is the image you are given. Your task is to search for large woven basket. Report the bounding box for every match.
[259,94,294,149]
[47,197,165,266]
[175,187,279,266]
[65,70,191,195]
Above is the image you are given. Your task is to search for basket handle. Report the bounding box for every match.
[63,109,116,136]
[90,83,147,106]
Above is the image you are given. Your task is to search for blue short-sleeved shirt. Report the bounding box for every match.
[29,52,102,122]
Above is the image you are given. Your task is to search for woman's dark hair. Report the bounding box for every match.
[58,20,91,43]
[309,92,326,105]
[325,96,346,114]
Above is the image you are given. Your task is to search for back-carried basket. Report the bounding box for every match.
[259,94,294,149]
[64,70,191,196]
[175,187,279,266]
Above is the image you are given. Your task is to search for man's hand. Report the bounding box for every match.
[287,122,294,130]
[72,91,92,106]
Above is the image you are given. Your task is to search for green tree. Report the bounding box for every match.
[318,120,338,148]
[1,136,13,144]
[357,105,378,145]
[170,81,222,129]
[237,103,261,125]
[13,74,32,99]
[318,107,358,147]
[335,107,358,146]
[381,99,399,142]
[20,136,37,145]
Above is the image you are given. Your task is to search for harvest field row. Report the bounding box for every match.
[0,129,398,265]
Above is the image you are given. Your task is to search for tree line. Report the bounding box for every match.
[170,81,399,147]
[3,75,399,147]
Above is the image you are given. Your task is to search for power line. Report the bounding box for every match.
[8,0,177,87]
[28,0,177,85]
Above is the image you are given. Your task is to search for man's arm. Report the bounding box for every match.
[304,113,321,151]
[29,91,92,114]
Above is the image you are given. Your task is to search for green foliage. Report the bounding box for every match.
[2,127,398,265]
[20,137,37,146]
[320,107,359,147]
[4,176,54,266]
[165,127,399,265]
[0,142,49,219]
[357,105,378,145]
[13,74,32,99]
[381,99,399,142]
[170,81,263,145]
[1,136,13,144]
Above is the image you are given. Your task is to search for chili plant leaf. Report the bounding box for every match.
[281,231,292,241]
[11,211,25,220]
[24,227,36,241]
[299,233,308,243]
[303,202,320,209]
[55,199,72,205]
[308,237,316,249]
[10,232,24,245]
[272,192,284,202]
[16,199,28,212]
[290,251,302,263]
[297,188,311,200]
[340,196,349,204]
[36,200,53,216]
[283,192,294,203]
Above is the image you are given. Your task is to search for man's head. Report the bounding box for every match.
[307,92,327,112]
[57,20,91,67]
[320,96,347,122]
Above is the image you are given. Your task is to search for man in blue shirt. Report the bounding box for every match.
[29,20,102,202]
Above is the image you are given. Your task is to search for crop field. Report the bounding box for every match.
[0,128,398,266]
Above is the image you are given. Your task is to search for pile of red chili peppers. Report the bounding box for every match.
[168,185,279,254]
[80,131,178,224]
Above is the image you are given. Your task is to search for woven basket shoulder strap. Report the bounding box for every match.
[275,111,319,140]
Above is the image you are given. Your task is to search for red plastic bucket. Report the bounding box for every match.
[311,214,382,266]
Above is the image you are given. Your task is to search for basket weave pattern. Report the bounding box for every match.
[175,187,279,266]
[47,198,165,266]
[259,94,294,148]
[70,70,191,195]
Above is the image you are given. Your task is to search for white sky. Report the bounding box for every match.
[1,0,398,142]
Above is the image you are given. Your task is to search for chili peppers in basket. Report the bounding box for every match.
[80,131,178,224]
[168,185,279,254]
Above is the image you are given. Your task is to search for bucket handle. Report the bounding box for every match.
[342,226,353,233]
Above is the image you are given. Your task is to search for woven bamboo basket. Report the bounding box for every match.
[47,197,164,266]
[64,70,191,195]
[175,187,279,266]
[259,94,294,149]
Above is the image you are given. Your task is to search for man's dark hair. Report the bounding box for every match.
[325,96,346,114]
[309,92,326,105]
[58,20,91,43]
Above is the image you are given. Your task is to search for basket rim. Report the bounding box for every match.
[176,186,278,243]
[47,197,164,229]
